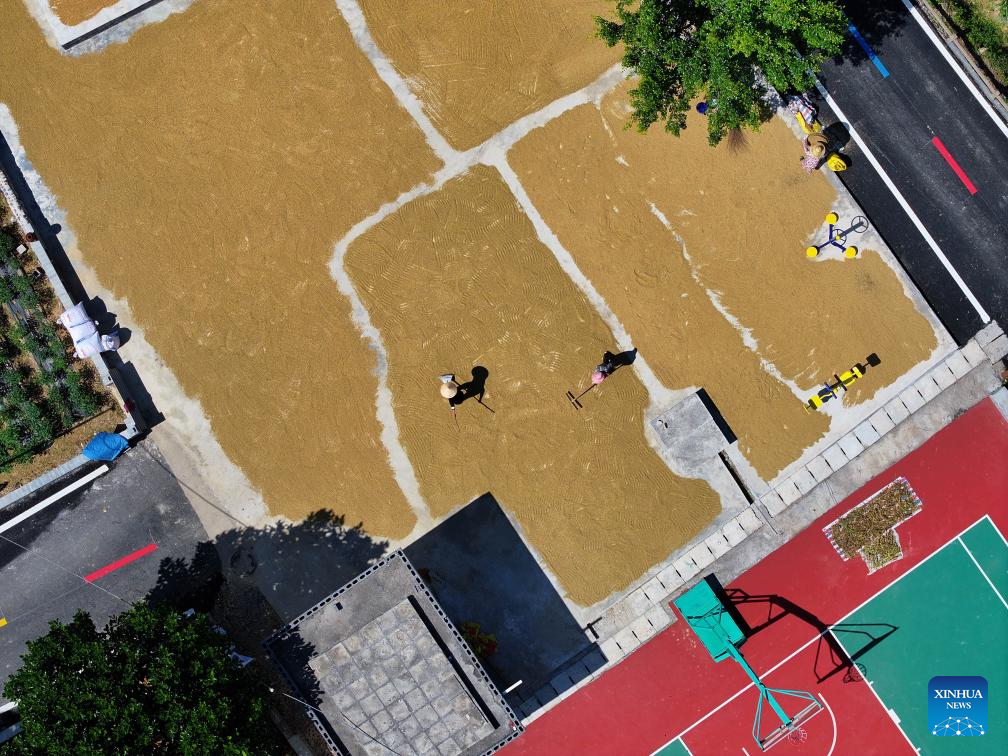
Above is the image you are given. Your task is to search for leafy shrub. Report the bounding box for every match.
[937,0,1008,85]
[19,401,54,447]
[46,385,75,430]
[12,273,39,310]
[64,370,101,418]
[5,604,282,755]
[0,275,15,304]
[0,228,17,260]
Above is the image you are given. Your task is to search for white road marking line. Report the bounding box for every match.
[829,631,918,752]
[900,0,1008,140]
[958,537,1008,610]
[0,464,109,534]
[814,79,991,323]
[822,693,838,756]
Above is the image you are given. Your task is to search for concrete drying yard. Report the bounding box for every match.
[0,0,953,610]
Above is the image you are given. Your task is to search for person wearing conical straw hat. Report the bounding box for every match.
[802,132,829,174]
[439,374,462,430]
[439,374,459,400]
[804,132,828,158]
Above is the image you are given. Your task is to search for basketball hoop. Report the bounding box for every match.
[843,663,865,684]
[759,699,823,750]
[786,727,808,744]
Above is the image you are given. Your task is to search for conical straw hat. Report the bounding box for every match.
[440,382,458,399]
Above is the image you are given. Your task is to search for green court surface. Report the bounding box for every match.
[836,517,1008,755]
[654,738,689,756]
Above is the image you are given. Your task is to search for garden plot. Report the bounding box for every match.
[0,0,439,535]
[0,222,112,490]
[509,85,947,481]
[346,167,720,605]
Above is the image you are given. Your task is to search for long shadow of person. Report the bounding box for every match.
[599,348,638,377]
[449,366,491,409]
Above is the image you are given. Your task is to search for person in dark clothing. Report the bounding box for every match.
[593,348,638,383]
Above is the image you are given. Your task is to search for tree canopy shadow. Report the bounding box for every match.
[404,492,593,704]
[143,508,389,687]
[832,0,910,70]
[142,509,388,751]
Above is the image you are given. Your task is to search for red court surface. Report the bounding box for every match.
[504,399,1008,755]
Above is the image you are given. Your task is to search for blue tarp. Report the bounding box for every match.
[82,432,128,462]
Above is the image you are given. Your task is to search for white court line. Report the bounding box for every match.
[985,512,1008,546]
[0,465,109,534]
[958,537,1008,610]
[900,0,1008,140]
[828,630,918,753]
[650,515,991,755]
[821,693,838,756]
[814,80,990,323]
[741,747,751,756]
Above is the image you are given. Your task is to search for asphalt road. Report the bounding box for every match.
[0,440,207,697]
[814,0,1008,345]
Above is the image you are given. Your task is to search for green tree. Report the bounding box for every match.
[595,0,847,144]
[4,604,281,755]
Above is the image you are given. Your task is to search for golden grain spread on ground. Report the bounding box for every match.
[0,0,441,536]
[360,0,619,149]
[47,0,111,27]
[509,86,938,479]
[1,0,943,603]
[347,166,719,604]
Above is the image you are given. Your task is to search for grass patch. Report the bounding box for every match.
[933,0,1008,88]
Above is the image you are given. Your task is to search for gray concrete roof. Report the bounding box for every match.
[265,551,521,756]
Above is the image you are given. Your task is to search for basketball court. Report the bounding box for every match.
[504,397,1008,755]
[657,515,1006,755]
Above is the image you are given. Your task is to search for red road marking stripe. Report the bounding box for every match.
[84,543,157,583]
[931,137,977,194]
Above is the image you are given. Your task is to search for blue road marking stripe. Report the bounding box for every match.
[848,22,890,78]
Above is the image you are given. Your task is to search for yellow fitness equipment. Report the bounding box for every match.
[806,212,869,259]
[826,153,849,172]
